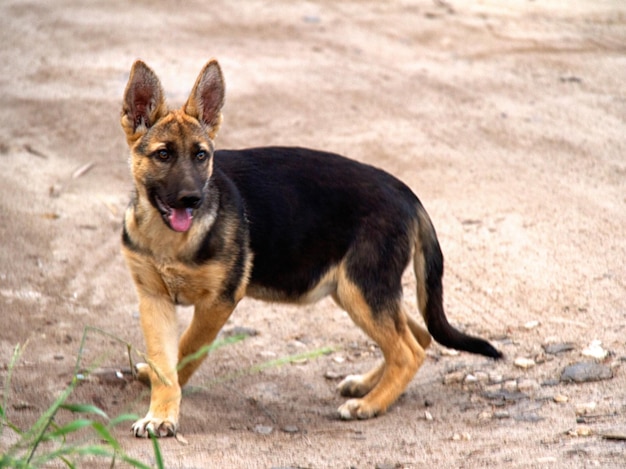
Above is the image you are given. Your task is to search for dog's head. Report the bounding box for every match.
[121,60,225,232]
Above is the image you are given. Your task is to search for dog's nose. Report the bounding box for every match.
[177,191,202,209]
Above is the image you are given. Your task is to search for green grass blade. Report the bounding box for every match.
[1,329,166,469]
[118,455,154,469]
[30,444,112,466]
[177,334,247,371]
[90,422,121,451]
[149,431,165,469]
[43,419,93,440]
[250,346,334,373]
[60,403,108,420]
[58,455,75,469]
[24,380,78,463]
[0,414,24,438]
[0,454,29,469]
[197,345,336,390]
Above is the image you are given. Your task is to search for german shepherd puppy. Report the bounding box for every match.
[120,59,502,437]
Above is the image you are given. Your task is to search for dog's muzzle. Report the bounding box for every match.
[155,191,202,233]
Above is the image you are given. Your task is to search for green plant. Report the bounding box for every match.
[0,331,161,469]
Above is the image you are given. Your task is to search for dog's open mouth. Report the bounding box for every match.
[154,195,194,233]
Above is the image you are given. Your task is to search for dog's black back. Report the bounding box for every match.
[214,147,420,310]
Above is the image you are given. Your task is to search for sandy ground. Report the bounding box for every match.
[1,0,625,467]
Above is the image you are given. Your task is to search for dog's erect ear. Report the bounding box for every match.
[121,61,167,143]
[184,60,225,139]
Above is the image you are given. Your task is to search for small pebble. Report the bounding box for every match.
[524,320,540,329]
[324,370,342,380]
[464,374,478,384]
[424,410,433,421]
[281,425,299,434]
[553,394,569,403]
[253,425,274,435]
[575,402,597,416]
[443,371,465,385]
[514,357,536,369]
[493,410,510,419]
[568,425,593,437]
[484,388,529,403]
[561,362,613,383]
[581,340,608,360]
[484,384,502,394]
[543,342,575,355]
[288,340,306,350]
[452,432,471,441]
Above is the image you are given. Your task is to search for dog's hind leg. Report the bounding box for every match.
[334,266,425,420]
[407,313,432,350]
[337,360,385,398]
[337,309,430,399]
[332,292,384,398]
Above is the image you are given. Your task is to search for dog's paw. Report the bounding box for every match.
[337,398,380,420]
[132,413,177,438]
[337,374,371,398]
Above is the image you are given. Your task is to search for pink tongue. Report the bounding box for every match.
[169,208,193,232]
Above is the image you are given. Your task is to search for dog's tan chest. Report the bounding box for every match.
[150,258,229,307]
[158,265,192,305]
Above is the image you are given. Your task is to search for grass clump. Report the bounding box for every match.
[0,333,161,469]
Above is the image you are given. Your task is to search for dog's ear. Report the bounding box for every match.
[121,60,167,144]
[184,60,225,139]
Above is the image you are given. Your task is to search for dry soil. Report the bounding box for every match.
[1,1,625,468]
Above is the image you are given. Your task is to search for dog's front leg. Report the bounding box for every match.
[132,293,181,438]
[177,298,238,387]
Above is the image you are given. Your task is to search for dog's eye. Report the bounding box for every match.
[155,149,169,161]
[195,150,207,161]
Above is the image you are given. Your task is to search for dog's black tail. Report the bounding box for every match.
[413,205,502,359]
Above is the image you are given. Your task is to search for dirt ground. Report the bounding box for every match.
[1,0,625,467]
